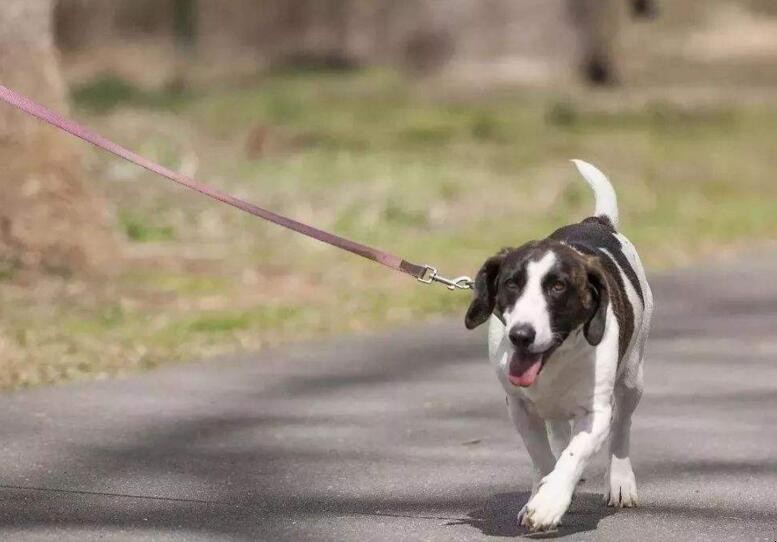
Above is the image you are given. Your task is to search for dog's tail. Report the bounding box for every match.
[571,159,619,228]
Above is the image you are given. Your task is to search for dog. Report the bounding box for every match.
[464,160,653,531]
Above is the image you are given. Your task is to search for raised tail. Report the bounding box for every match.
[570,159,619,228]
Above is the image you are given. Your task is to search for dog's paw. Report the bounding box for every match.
[519,481,572,532]
[517,503,530,527]
[606,456,638,508]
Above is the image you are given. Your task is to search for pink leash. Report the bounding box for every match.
[0,84,472,291]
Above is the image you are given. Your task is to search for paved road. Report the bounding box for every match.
[1,256,777,541]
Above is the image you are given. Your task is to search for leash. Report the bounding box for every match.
[0,84,472,291]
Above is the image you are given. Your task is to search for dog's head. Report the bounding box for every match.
[465,241,609,387]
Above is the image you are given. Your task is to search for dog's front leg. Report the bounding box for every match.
[522,406,613,531]
[506,396,556,525]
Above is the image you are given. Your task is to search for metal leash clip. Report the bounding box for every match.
[417,265,473,291]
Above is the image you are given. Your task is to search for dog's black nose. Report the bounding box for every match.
[509,324,535,349]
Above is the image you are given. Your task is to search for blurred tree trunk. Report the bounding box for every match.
[196,0,441,71]
[54,0,630,87]
[55,0,175,49]
[56,0,186,89]
[54,0,119,51]
[0,0,115,274]
[196,0,578,79]
[568,0,623,85]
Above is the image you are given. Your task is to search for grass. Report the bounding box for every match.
[71,75,194,113]
[120,212,177,242]
[2,2,777,388]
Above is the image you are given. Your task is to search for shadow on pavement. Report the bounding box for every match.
[456,491,616,538]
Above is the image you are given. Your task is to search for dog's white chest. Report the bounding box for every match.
[522,345,598,419]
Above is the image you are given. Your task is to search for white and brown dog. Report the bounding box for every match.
[465,160,653,531]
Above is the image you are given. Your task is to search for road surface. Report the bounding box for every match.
[1,256,776,541]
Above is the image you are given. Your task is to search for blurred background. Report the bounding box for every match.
[0,0,776,389]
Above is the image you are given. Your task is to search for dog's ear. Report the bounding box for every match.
[465,249,508,330]
[583,261,609,346]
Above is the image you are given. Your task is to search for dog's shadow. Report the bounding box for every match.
[451,490,617,538]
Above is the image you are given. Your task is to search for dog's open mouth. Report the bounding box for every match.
[508,351,545,387]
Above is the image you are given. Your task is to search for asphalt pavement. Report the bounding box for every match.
[1,255,777,541]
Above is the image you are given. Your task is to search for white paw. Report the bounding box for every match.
[517,503,530,526]
[517,478,541,526]
[606,456,638,508]
[518,480,572,532]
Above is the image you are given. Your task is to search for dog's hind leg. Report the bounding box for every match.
[608,277,652,508]
[606,375,642,507]
[607,318,651,508]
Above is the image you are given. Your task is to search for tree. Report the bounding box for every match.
[0,0,115,274]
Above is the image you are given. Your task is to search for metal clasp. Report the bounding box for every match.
[417,265,473,291]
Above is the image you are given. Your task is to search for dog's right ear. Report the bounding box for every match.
[583,260,610,346]
[465,249,509,330]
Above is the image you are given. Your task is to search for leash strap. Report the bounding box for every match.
[0,84,472,290]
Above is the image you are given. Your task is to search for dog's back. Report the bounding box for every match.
[556,160,653,383]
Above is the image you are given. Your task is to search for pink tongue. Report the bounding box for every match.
[508,352,543,387]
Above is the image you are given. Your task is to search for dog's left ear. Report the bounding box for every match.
[465,249,508,330]
[583,262,610,346]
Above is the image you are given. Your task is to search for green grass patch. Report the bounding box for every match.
[183,313,251,333]
[120,213,176,243]
[72,75,195,113]
[155,305,307,347]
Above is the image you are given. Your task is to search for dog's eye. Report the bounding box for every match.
[550,280,566,294]
[505,278,520,290]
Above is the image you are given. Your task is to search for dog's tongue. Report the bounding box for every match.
[508,352,543,387]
